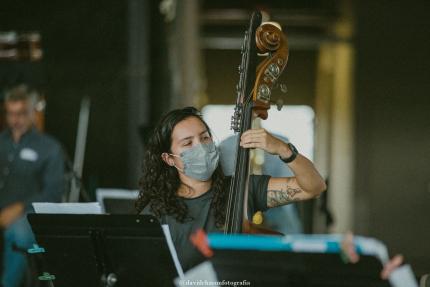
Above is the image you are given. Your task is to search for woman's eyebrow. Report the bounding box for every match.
[178,136,193,143]
[178,130,209,142]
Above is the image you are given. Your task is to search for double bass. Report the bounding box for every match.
[225,11,289,234]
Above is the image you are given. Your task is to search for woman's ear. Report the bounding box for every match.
[161,152,174,166]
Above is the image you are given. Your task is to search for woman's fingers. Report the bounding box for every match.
[241,129,265,138]
[241,129,282,154]
[240,142,263,149]
[341,232,360,263]
[241,131,265,144]
[381,254,404,280]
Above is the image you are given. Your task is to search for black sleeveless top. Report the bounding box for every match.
[142,175,270,271]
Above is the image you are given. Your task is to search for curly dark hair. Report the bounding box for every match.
[136,107,227,227]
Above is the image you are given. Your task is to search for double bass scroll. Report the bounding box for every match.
[253,22,288,119]
[225,11,289,235]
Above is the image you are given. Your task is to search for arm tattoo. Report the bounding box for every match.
[267,184,303,207]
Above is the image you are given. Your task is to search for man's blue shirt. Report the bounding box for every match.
[0,127,65,210]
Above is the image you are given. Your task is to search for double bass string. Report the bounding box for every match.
[224,89,254,233]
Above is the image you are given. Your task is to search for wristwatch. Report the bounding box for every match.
[279,143,298,163]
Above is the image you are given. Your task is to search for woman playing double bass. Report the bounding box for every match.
[136,107,326,271]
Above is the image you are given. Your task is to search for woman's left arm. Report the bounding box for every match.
[240,128,327,208]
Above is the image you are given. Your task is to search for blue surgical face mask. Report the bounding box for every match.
[170,142,219,181]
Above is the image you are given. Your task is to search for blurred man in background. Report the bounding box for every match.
[0,85,64,287]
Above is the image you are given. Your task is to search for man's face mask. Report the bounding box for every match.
[170,142,219,181]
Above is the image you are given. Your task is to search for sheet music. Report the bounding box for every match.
[162,224,185,278]
[32,202,102,214]
[174,261,218,287]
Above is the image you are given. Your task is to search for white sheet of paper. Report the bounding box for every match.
[389,264,418,287]
[174,261,218,287]
[162,224,185,278]
[32,202,102,214]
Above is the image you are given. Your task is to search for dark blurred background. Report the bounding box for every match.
[0,0,429,275]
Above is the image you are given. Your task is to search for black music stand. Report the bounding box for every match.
[211,249,392,287]
[28,214,178,287]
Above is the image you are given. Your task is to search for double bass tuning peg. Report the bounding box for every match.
[272,83,288,93]
[270,98,284,111]
[270,83,287,111]
[280,83,288,93]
